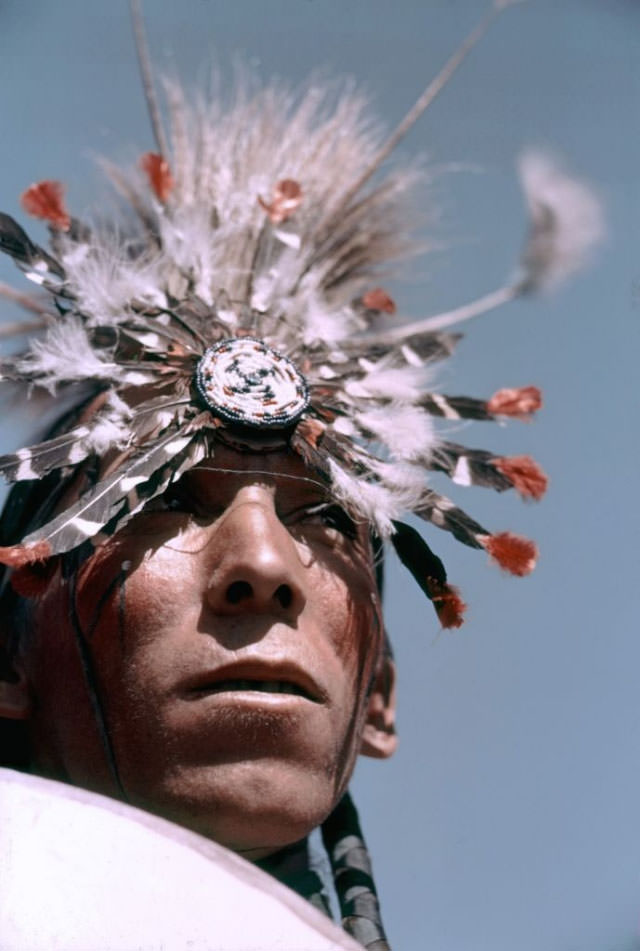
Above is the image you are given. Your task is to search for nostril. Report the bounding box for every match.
[274,584,293,610]
[226,580,253,604]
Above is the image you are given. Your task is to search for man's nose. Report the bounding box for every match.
[204,498,306,619]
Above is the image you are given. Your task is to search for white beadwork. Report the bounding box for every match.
[195,337,309,429]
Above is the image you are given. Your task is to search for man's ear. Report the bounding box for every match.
[360,655,397,759]
[0,645,31,721]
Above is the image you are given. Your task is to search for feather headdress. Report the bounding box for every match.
[0,1,602,628]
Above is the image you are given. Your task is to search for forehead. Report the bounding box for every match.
[186,444,330,505]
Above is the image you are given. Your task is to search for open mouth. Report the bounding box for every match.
[195,679,317,701]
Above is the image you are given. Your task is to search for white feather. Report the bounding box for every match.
[85,417,130,455]
[345,365,428,401]
[17,318,120,393]
[368,459,426,500]
[60,234,167,324]
[518,150,604,292]
[328,459,400,537]
[355,405,436,461]
[330,416,357,437]
[83,390,134,455]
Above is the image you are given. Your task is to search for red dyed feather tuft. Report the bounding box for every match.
[487,385,542,419]
[0,540,52,569]
[140,152,174,202]
[361,288,396,314]
[425,578,467,629]
[493,455,548,501]
[20,181,71,230]
[481,532,538,576]
[258,179,303,224]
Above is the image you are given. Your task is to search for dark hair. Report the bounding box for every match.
[0,392,103,767]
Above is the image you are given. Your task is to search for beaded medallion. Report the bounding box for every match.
[195,337,310,429]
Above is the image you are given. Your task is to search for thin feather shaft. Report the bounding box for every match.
[0,282,52,320]
[130,0,170,158]
[327,1,508,216]
[378,284,518,342]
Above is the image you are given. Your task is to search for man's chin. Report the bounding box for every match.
[129,759,342,858]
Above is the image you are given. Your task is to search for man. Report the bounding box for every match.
[0,439,396,948]
[0,5,600,946]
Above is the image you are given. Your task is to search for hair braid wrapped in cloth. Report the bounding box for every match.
[322,792,390,950]
[0,1,602,628]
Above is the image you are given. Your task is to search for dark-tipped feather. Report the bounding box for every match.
[391,519,466,629]
[414,488,489,550]
[0,425,93,483]
[11,428,201,559]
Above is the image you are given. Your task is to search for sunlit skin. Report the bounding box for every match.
[1,445,396,859]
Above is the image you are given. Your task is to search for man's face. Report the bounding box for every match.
[10,445,395,858]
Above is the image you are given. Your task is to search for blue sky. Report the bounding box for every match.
[1,2,639,948]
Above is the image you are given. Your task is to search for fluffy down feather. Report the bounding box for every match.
[15,317,120,392]
[518,151,604,293]
[345,365,429,402]
[328,457,430,538]
[328,459,403,537]
[60,234,167,324]
[355,405,436,461]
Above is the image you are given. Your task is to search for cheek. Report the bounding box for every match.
[77,537,200,653]
[318,554,381,669]
[315,561,382,729]
[24,578,122,789]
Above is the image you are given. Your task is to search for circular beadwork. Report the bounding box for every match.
[195,337,310,429]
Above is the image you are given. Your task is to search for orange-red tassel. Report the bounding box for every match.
[493,455,548,501]
[140,152,174,202]
[0,541,52,569]
[487,385,542,419]
[425,578,467,629]
[361,288,396,314]
[20,181,71,231]
[258,179,303,224]
[481,532,537,576]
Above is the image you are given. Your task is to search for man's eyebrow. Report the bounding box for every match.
[192,464,330,494]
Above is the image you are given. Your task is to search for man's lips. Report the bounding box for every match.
[181,660,326,704]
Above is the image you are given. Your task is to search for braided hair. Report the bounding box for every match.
[322,791,390,950]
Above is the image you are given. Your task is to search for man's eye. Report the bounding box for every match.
[302,503,357,540]
[145,483,198,514]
